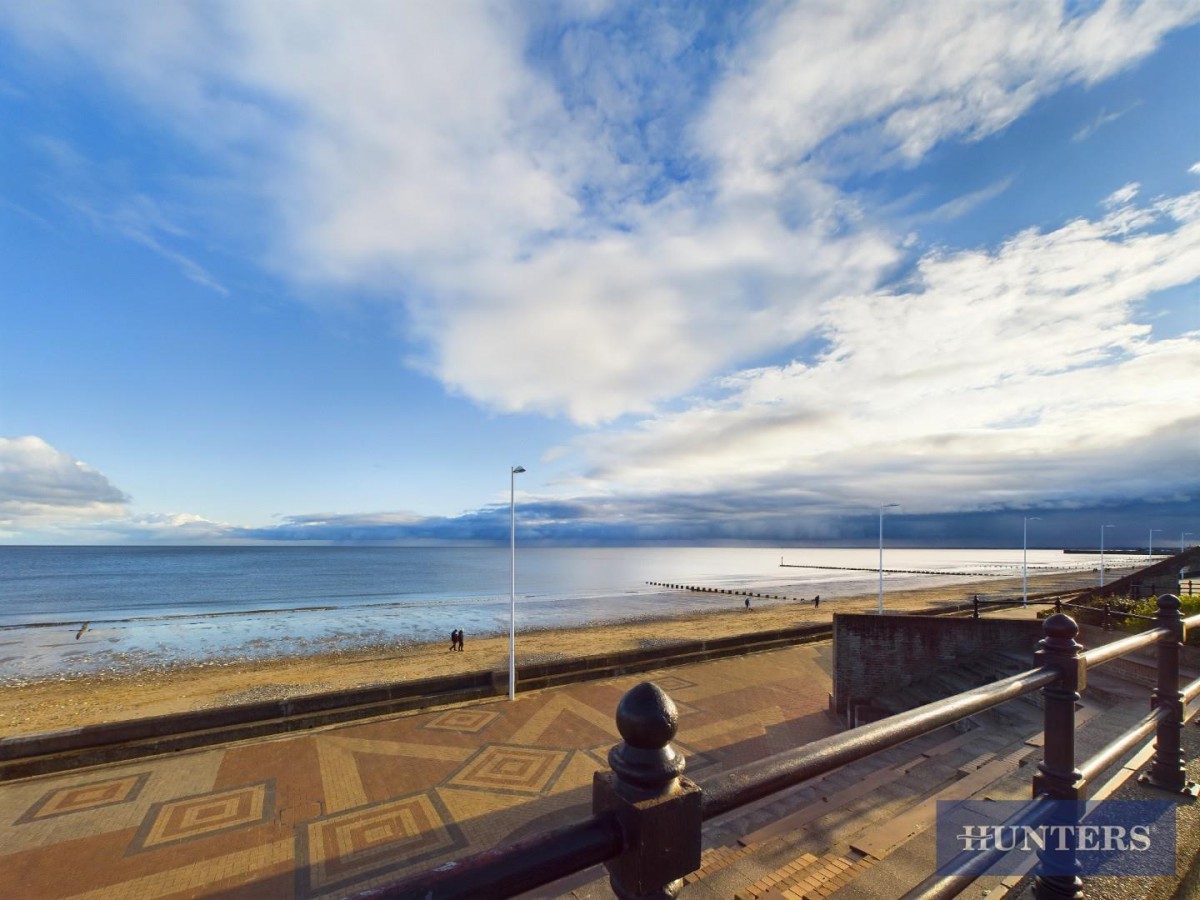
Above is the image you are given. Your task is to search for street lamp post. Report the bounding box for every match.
[1149,528,1161,559]
[1100,524,1114,587]
[509,465,526,702]
[1023,516,1041,606]
[878,504,899,614]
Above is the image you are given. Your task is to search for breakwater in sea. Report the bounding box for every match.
[0,545,1122,682]
[647,581,792,600]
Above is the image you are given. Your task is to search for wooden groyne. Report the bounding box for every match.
[647,581,792,600]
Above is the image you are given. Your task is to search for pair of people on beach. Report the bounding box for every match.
[449,628,464,652]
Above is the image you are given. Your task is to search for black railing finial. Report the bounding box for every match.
[609,681,686,797]
[594,681,702,899]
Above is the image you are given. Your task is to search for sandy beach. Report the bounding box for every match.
[0,567,1126,737]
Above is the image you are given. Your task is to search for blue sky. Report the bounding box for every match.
[1,1,1197,548]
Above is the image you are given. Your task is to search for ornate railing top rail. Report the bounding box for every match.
[351,597,1197,900]
[903,668,1200,900]
[1082,626,1168,668]
[700,665,1056,820]
[349,815,621,900]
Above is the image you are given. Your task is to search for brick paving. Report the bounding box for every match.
[0,642,837,899]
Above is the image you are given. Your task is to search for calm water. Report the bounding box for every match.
[0,545,1128,681]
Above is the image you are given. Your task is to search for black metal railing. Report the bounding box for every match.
[350,595,1199,900]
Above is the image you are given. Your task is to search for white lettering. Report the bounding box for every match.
[958,826,991,852]
[1101,825,1126,851]
[1020,827,1046,851]
[1129,825,1152,852]
[1046,824,1074,851]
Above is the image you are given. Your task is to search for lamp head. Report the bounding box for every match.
[512,466,526,474]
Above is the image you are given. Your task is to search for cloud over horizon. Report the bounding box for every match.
[0,437,130,530]
[567,178,1200,511]
[1,2,1197,547]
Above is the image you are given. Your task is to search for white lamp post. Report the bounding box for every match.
[1023,516,1040,606]
[1149,528,1161,560]
[509,465,526,701]
[878,504,899,614]
[1100,524,1114,587]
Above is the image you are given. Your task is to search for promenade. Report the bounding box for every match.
[0,639,839,898]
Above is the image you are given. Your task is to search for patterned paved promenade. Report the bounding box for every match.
[0,642,837,899]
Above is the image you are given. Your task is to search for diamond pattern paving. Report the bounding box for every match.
[127,781,275,853]
[422,708,499,734]
[0,641,836,898]
[298,793,465,895]
[15,773,149,824]
[445,745,570,796]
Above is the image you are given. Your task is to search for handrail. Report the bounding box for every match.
[1081,626,1167,668]
[1077,670,1200,798]
[901,795,1057,900]
[1078,706,1165,785]
[904,670,1200,899]
[348,814,623,899]
[355,596,1197,900]
[701,665,1056,819]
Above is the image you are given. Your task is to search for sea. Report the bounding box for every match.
[0,545,1139,683]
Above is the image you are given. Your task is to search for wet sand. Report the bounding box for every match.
[0,568,1120,737]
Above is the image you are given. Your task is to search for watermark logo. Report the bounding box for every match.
[936,799,1176,877]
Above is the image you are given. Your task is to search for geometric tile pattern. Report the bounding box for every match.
[653,674,698,693]
[673,698,701,717]
[445,744,570,797]
[0,642,841,899]
[422,708,500,734]
[127,781,275,854]
[298,793,466,895]
[15,773,150,824]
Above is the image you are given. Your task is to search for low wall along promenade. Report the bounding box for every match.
[831,612,1044,720]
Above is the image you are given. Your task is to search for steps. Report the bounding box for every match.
[736,850,874,900]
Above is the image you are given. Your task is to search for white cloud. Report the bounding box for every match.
[2,1,1198,430]
[1073,103,1139,142]
[566,182,1200,513]
[916,176,1016,224]
[0,437,130,526]
[701,1,1200,185]
[1102,182,1141,208]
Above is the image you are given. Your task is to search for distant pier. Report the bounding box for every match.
[777,563,1008,577]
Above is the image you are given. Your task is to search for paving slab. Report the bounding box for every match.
[0,642,838,899]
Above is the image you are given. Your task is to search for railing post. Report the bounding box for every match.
[1103,602,1110,631]
[1139,594,1198,795]
[973,595,979,619]
[593,682,702,899]
[1032,613,1085,900]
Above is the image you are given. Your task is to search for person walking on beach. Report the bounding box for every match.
[813,595,820,608]
[457,629,465,652]
[744,597,751,610]
[449,629,459,652]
